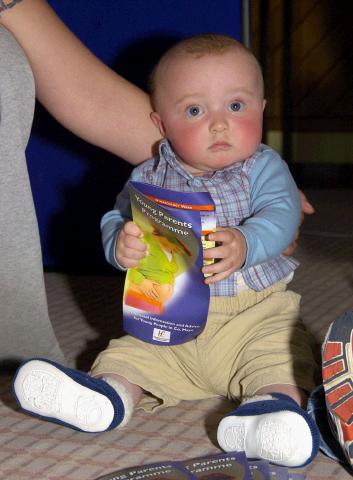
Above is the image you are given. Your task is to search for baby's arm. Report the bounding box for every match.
[101,173,146,270]
[238,148,301,267]
[203,147,301,283]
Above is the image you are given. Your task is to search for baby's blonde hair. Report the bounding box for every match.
[149,33,263,109]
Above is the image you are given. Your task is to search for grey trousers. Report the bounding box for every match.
[0,26,66,367]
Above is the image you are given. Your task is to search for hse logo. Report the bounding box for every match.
[153,328,171,343]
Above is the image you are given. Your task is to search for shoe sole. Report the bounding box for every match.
[217,411,313,467]
[13,360,115,432]
[322,312,353,465]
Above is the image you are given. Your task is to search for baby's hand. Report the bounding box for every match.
[202,228,247,284]
[116,221,146,268]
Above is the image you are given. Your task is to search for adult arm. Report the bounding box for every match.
[0,0,161,164]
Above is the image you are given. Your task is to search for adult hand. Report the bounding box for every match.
[283,191,315,256]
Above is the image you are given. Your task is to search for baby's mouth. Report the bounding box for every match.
[209,142,232,151]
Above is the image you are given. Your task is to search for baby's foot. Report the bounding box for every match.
[217,393,319,467]
[13,358,125,432]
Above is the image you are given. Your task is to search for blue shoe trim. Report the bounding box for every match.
[225,393,320,467]
[307,385,347,463]
[324,310,353,344]
[13,357,125,433]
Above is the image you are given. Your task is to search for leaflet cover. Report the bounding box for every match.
[248,460,290,480]
[123,181,216,346]
[95,461,196,480]
[268,464,289,480]
[183,451,252,480]
[248,460,271,480]
[287,474,305,480]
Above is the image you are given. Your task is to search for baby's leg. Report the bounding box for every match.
[13,359,140,432]
[213,288,319,467]
[255,383,308,407]
[96,373,143,428]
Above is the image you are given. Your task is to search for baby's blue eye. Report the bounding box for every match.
[186,105,203,117]
[229,101,243,112]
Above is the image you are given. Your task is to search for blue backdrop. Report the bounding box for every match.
[26,0,242,272]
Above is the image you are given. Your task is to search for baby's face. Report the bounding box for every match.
[151,48,265,176]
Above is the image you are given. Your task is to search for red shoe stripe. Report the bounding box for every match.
[323,359,346,381]
[323,341,343,362]
[327,383,353,405]
[341,421,353,442]
[333,396,353,423]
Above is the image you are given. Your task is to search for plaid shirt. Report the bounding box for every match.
[102,139,299,296]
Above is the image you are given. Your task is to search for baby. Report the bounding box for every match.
[14,33,319,467]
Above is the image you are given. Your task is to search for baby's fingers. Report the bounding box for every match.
[118,255,141,269]
[123,221,143,237]
[123,233,146,252]
[203,268,233,284]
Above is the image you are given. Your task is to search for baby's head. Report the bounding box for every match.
[149,33,265,176]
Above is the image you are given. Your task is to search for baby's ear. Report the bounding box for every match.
[150,112,166,136]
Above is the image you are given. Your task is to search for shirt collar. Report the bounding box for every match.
[157,138,254,182]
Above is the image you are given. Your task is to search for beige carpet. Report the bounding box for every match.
[1,188,352,480]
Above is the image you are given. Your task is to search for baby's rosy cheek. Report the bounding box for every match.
[174,128,200,153]
[238,120,263,147]
[240,118,262,137]
[181,134,197,151]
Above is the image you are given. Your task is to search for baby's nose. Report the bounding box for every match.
[209,117,228,133]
